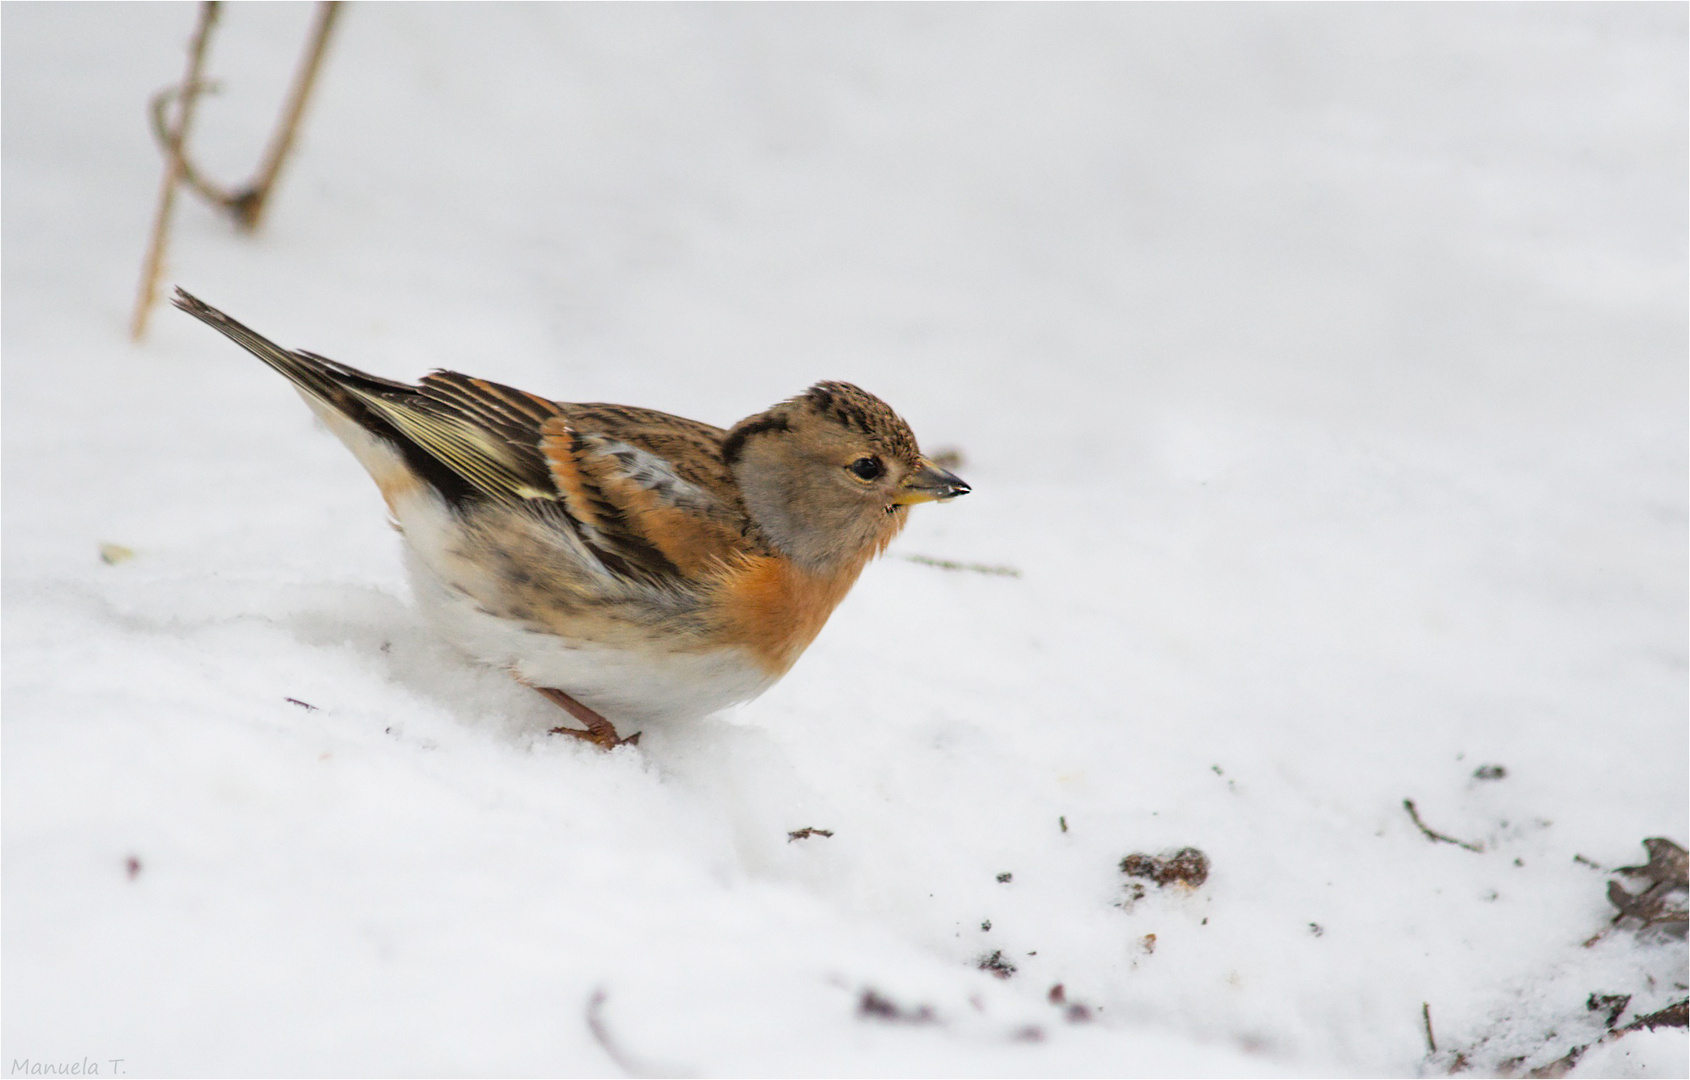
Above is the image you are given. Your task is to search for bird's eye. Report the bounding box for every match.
[847,456,884,481]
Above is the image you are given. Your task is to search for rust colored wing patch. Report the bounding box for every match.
[541,417,749,582]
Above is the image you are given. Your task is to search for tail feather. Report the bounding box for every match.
[172,287,482,508]
[172,288,410,412]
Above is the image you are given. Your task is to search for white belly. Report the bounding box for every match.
[404,546,778,726]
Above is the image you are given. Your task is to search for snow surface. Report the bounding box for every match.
[4,4,1686,1076]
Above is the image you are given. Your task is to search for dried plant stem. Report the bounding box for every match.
[130,1,220,342]
[1403,798,1484,853]
[229,0,341,230]
[147,1,341,231]
[900,553,1021,578]
[147,80,224,206]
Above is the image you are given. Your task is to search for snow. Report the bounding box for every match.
[4,4,1685,1076]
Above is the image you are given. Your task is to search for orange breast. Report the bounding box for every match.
[711,554,869,676]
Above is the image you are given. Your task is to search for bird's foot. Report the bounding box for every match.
[534,685,641,749]
[547,723,642,750]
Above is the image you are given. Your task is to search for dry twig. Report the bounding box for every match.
[900,553,1021,578]
[1512,999,1688,1078]
[1403,799,1484,853]
[132,2,342,339]
[232,0,341,229]
[147,2,341,230]
[131,1,220,341]
[1617,999,1687,1034]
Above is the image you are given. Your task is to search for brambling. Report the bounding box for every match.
[173,289,969,748]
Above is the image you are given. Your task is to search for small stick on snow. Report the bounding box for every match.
[130,1,220,341]
[1403,799,1483,853]
[1422,1001,1437,1054]
[900,553,1021,578]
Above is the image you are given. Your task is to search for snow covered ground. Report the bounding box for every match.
[4,4,1685,1076]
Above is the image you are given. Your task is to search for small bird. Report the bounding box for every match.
[174,289,969,748]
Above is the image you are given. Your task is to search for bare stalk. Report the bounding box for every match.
[228,0,342,230]
[1403,798,1484,853]
[130,1,220,341]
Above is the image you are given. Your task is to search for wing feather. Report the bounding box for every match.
[540,419,752,582]
[172,289,752,592]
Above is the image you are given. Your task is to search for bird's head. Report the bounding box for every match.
[723,381,969,575]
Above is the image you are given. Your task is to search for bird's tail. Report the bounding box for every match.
[172,287,522,512]
[171,288,415,417]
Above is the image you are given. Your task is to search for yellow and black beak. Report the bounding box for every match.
[892,458,972,505]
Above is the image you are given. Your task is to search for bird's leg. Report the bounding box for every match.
[534,686,641,749]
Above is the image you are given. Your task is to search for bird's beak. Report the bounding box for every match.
[892,458,972,505]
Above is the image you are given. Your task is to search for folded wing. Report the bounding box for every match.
[173,289,753,591]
